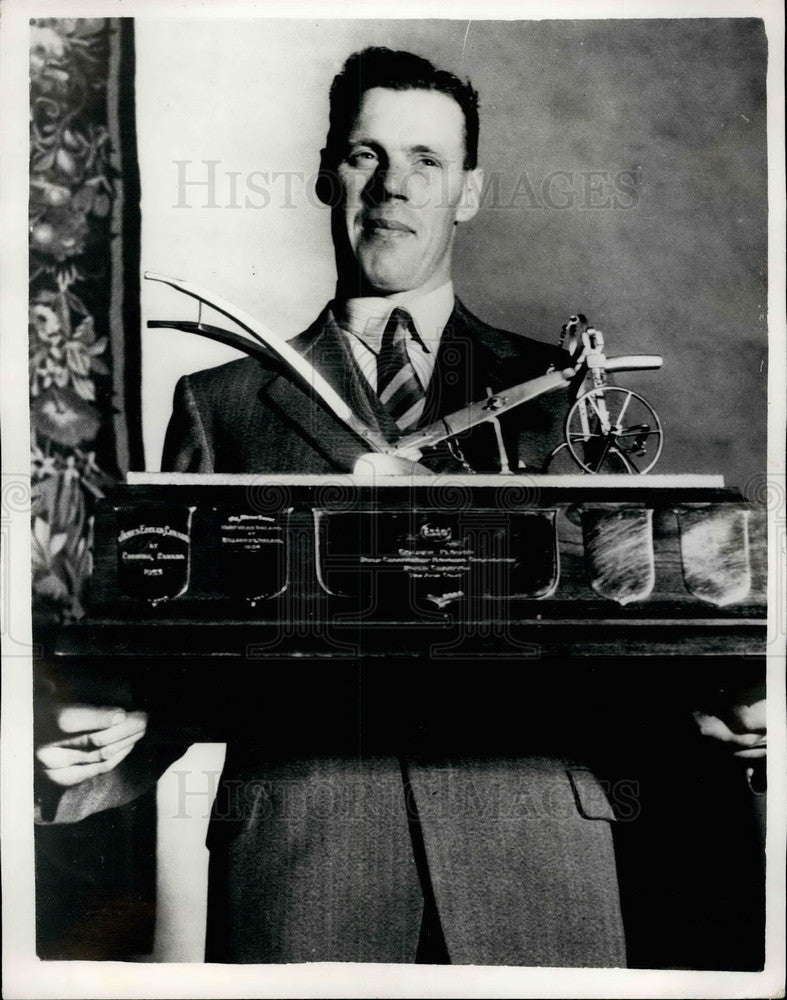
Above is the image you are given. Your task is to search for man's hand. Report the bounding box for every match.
[693,681,766,760]
[35,703,149,787]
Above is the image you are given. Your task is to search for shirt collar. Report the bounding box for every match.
[335,281,455,355]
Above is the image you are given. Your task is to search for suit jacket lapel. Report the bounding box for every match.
[258,308,400,471]
[423,301,515,422]
[300,311,402,442]
[417,302,510,470]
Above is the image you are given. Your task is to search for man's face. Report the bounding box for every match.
[332,87,483,296]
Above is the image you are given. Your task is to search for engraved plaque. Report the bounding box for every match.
[215,508,291,604]
[315,509,558,609]
[116,507,195,605]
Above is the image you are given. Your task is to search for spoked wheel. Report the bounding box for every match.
[564,386,663,474]
[543,440,636,475]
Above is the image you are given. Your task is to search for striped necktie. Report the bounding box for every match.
[376,307,426,431]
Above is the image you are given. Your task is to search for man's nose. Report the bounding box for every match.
[365,159,411,203]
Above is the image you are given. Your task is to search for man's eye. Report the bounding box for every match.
[348,150,377,167]
[416,156,441,168]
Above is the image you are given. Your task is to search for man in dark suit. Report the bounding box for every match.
[35,47,766,967]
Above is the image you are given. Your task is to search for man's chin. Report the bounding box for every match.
[356,258,421,296]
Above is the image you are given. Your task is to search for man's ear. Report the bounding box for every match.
[315,148,342,208]
[455,167,484,223]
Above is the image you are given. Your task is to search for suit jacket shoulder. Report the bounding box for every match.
[161,308,340,473]
[161,356,271,473]
[451,299,568,372]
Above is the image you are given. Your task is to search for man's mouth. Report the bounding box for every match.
[362,218,415,235]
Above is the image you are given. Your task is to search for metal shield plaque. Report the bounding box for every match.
[116,507,195,605]
[314,509,558,610]
[677,505,752,606]
[215,508,291,604]
[582,507,655,605]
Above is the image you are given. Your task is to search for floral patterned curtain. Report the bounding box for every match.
[29,17,142,623]
[30,18,155,961]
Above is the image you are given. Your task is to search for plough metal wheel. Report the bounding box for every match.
[563,386,664,474]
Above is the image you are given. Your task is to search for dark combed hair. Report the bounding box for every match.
[324,46,480,170]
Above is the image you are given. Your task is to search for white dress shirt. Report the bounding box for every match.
[334,282,455,394]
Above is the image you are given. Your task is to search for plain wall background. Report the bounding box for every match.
[137,18,767,487]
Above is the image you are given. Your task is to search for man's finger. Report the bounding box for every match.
[40,743,137,787]
[36,730,146,770]
[40,746,137,787]
[54,705,128,734]
[723,699,767,735]
[693,711,766,747]
[51,712,148,750]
